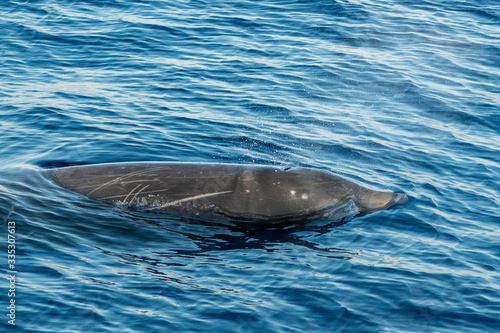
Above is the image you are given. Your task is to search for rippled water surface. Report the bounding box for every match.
[1,0,499,332]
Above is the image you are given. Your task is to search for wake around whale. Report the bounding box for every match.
[44,162,407,223]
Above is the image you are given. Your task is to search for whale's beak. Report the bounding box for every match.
[352,188,408,214]
[392,192,408,205]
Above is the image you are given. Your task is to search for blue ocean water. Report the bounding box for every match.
[1,0,499,331]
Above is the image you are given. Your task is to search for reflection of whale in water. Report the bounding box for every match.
[44,162,407,223]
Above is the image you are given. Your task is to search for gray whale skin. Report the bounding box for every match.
[45,162,407,222]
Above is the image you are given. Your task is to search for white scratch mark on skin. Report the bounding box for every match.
[72,177,160,190]
[154,190,232,209]
[85,167,164,195]
[123,184,143,203]
[130,184,150,204]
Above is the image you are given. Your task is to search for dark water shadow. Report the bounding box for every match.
[87,211,359,288]
[37,160,94,168]
[114,210,359,259]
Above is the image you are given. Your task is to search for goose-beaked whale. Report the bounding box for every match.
[44,162,407,223]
